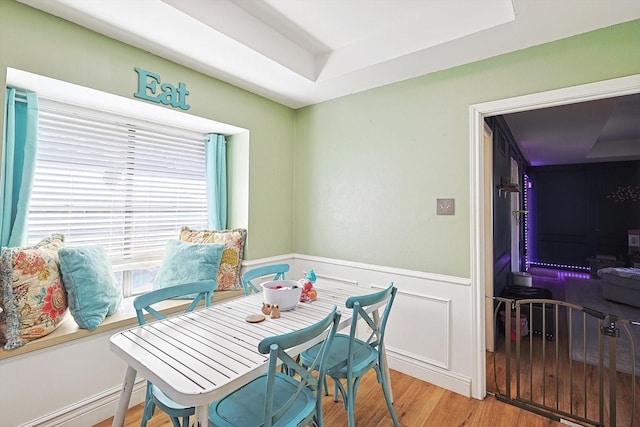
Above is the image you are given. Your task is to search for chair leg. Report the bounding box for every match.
[377,366,400,427]
[314,394,324,427]
[346,377,357,427]
[332,378,349,410]
[140,384,155,427]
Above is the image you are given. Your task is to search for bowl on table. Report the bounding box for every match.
[261,280,303,311]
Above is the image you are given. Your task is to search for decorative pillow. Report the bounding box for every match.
[153,239,225,293]
[58,245,122,330]
[179,227,247,291]
[0,234,68,350]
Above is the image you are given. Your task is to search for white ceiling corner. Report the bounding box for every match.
[14,0,640,165]
[18,0,640,109]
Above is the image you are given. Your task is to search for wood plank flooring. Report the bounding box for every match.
[94,369,562,427]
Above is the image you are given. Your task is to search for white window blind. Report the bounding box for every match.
[28,99,209,270]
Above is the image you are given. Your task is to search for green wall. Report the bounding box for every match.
[2,1,640,278]
[0,1,295,260]
[293,19,640,277]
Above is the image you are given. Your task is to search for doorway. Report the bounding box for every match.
[469,74,640,400]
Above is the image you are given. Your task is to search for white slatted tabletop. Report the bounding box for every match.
[110,283,371,427]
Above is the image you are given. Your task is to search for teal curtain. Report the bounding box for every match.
[1,88,39,247]
[205,133,227,230]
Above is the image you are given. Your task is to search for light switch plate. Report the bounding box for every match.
[437,198,455,215]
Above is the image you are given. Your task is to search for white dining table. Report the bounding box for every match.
[109,282,390,427]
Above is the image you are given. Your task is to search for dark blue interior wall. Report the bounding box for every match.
[493,123,513,295]
[529,161,640,267]
[489,116,529,295]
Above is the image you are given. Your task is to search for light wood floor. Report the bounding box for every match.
[94,369,562,427]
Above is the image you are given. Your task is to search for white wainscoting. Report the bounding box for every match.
[24,380,147,427]
[0,328,147,427]
[290,254,473,397]
[381,285,451,370]
[2,254,474,426]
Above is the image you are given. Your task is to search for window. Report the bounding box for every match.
[28,99,209,296]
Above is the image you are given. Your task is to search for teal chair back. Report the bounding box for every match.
[241,263,290,295]
[134,280,217,324]
[343,283,397,366]
[299,283,399,427]
[133,280,217,427]
[208,307,341,427]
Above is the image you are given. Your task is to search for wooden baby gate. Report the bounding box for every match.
[490,295,639,426]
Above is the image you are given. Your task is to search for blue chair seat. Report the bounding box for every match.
[209,374,316,426]
[149,384,194,417]
[302,335,377,378]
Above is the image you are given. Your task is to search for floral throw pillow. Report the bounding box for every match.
[0,234,68,350]
[179,227,247,291]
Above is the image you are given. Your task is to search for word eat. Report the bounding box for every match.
[134,67,190,110]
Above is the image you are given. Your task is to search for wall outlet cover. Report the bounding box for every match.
[437,198,455,215]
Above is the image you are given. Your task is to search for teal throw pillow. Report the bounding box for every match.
[58,245,122,330]
[153,240,224,293]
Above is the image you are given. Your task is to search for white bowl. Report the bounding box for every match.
[261,280,303,311]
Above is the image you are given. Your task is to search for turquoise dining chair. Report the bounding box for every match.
[208,307,341,427]
[299,283,399,427]
[241,263,290,295]
[134,280,218,427]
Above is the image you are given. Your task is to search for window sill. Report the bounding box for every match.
[0,289,245,360]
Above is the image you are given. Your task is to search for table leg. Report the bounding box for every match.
[373,309,393,402]
[112,366,136,427]
[194,404,208,427]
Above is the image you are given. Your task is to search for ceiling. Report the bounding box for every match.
[18,0,640,165]
[504,93,640,166]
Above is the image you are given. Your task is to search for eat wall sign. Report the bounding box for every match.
[134,67,190,110]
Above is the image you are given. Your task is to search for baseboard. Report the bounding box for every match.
[22,379,147,427]
[388,349,472,398]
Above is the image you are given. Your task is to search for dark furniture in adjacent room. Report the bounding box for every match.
[500,285,555,340]
[587,255,626,277]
